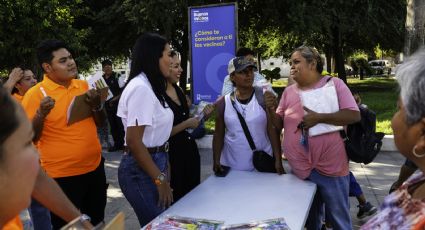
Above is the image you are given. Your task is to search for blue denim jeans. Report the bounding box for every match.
[306,169,352,230]
[349,171,363,197]
[29,198,52,230]
[118,152,168,227]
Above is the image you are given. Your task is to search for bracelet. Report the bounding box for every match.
[154,172,166,186]
[92,102,104,112]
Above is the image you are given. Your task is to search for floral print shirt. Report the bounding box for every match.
[361,172,425,230]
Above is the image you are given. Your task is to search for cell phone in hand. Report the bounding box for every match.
[215,165,230,177]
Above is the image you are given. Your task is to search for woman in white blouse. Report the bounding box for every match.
[117,33,174,226]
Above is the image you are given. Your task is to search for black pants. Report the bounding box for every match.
[51,158,108,229]
[106,104,124,148]
[169,134,201,202]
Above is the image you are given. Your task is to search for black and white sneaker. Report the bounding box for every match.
[357,202,378,219]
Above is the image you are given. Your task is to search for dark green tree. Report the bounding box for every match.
[261,67,281,84]
[0,0,90,76]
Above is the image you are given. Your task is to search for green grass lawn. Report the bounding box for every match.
[204,76,398,135]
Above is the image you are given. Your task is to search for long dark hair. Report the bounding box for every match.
[0,85,19,161]
[127,33,169,107]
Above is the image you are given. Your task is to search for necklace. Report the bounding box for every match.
[236,96,252,117]
[234,89,254,117]
[237,101,248,117]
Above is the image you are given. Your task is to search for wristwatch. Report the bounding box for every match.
[79,214,91,223]
[154,172,166,186]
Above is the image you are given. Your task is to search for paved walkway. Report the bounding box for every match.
[103,149,405,229]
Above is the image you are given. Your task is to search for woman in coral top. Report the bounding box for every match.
[265,46,360,230]
[0,85,92,230]
[0,85,40,229]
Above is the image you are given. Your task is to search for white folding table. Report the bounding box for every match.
[145,170,316,230]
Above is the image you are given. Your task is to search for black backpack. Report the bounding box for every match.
[340,106,385,164]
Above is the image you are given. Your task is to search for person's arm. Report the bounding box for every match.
[32,96,55,143]
[201,104,215,121]
[86,89,106,127]
[91,108,106,127]
[32,169,93,229]
[266,110,285,174]
[126,125,173,208]
[302,107,360,129]
[212,98,225,173]
[3,68,23,93]
[264,91,283,131]
[170,117,200,136]
[109,93,121,103]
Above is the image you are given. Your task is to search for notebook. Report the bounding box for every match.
[299,79,343,136]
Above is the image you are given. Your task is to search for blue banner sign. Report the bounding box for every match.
[189,3,237,104]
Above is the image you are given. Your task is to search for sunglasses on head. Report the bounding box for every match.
[235,66,254,75]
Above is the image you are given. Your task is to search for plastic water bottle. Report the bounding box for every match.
[254,79,273,94]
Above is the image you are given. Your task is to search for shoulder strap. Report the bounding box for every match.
[230,93,257,151]
[254,86,266,111]
[331,76,349,140]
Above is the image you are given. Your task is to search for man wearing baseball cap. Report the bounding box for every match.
[213,55,285,175]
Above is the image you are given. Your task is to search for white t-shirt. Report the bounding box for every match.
[117,72,173,147]
[221,94,273,171]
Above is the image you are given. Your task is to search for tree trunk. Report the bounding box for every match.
[325,46,332,73]
[332,24,347,84]
[257,53,262,72]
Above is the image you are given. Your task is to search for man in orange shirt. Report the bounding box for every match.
[22,40,107,229]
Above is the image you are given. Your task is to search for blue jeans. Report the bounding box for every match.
[29,199,52,230]
[118,152,168,227]
[306,169,352,230]
[349,171,363,197]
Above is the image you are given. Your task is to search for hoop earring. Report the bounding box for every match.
[413,146,425,158]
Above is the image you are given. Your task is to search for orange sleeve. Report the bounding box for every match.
[413,216,425,230]
[21,85,42,120]
[2,216,23,230]
[81,80,89,91]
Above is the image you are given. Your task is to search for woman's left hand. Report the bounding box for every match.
[303,106,322,129]
[275,160,285,175]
